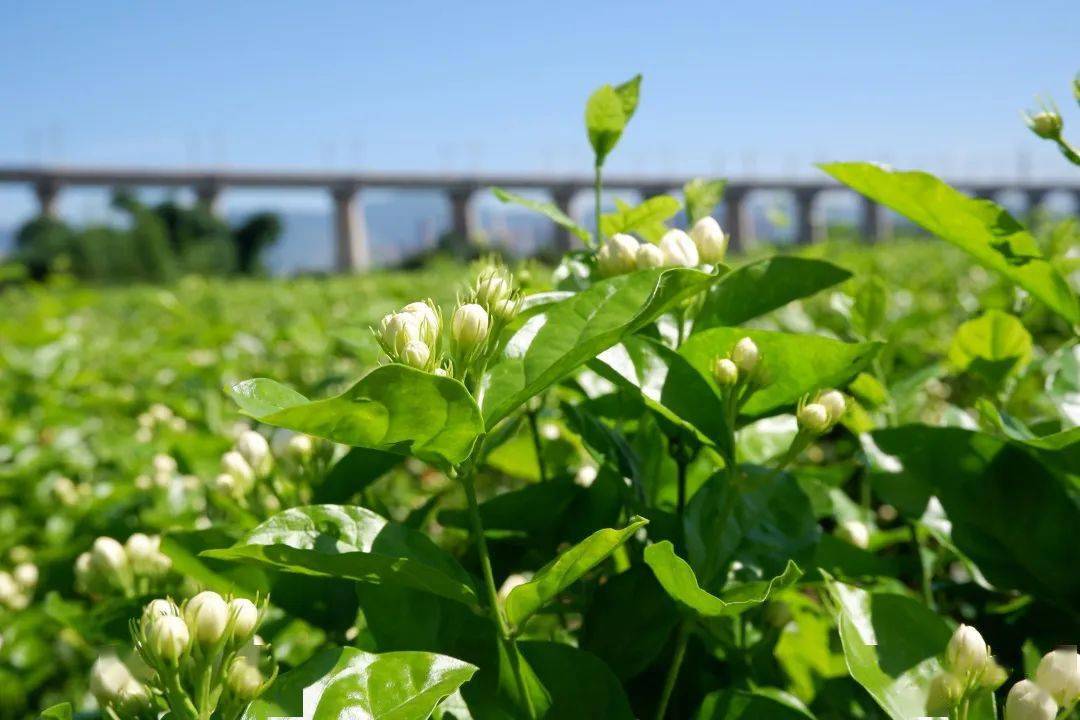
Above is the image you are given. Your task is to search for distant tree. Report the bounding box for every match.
[232,212,282,274]
[13,216,77,280]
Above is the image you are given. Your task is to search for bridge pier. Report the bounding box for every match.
[35,180,61,218]
[724,187,748,253]
[858,197,891,243]
[194,183,221,216]
[794,189,820,245]
[448,187,478,255]
[331,185,370,272]
[1025,189,1048,214]
[550,186,578,252]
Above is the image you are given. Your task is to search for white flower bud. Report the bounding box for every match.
[13,563,38,589]
[149,403,173,422]
[818,390,847,423]
[0,572,17,605]
[143,598,179,621]
[451,303,490,354]
[400,300,440,347]
[597,234,640,276]
[184,590,230,646]
[379,312,422,356]
[731,337,760,374]
[659,229,700,267]
[287,434,314,461]
[148,615,190,663]
[926,672,964,715]
[492,297,520,323]
[214,473,238,495]
[836,519,871,549]
[797,403,831,434]
[124,533,160,570]
[1036,648,1080,707]
[947,624,990,677]
[221,451,255,490]
[115,679,153,716]
[226,657,264,701]
[74,552,93,590]
[229,597,260,641]
[690,216,728,264]
[635,243,665,270]
[152,453,177,476]
[89,654,134,704]
[53,476,79,506]
[402,340,432,370]
[474,269,514,309]
[90,536,129,579]
[498,573,532,600]
[713,358,739,387]
[236,430,272,477]
[1006,679,1058,720]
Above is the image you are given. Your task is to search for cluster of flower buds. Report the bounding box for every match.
[925,624,1007,716]
[795,389,847,435]
[712,336,764,390]
[75,534,172,598]
[50,474,92,507]
[1000,647,1080,720]
[133,453,202,496]
[91,591,274,719]
[135,403,187,443]
[0,562,38,611]
[595,217,729,278]
[377,299,443,372]
[215,430,273,498]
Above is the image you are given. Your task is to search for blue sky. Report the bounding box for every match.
[1,0,1077,222]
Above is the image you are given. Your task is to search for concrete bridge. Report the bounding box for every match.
[1,165,1077,271]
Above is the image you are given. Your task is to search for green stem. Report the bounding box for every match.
[594,163,603,247]
[461,469,538,720]
[654,621,691,720]
[1055,136,1080,166]
[912,524,936,611]
[526,408,548,484]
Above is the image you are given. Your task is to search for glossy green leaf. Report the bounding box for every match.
[696,689,816,719]
[683,178,727,225]
[504,516,648,631]
[870,426,1080,607]
[825,580,995,720]
[820,162,1080,323]
[520,641,635,719]
[228,365,483,466]
[680,328,880,417]
[314,446,400,503]
[600,195,681,239]
[585,75,642,166]
[38,703,72,720]
[693,257,852,332]
[645,540,802,618]
[480,266,718,427]
[686,467,820,590]
[203,505,479,606]
[948,309,1032,384]
[492,187,591,243]
[243,646,477,720]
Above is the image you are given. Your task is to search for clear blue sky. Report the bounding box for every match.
[1,0,1077,221]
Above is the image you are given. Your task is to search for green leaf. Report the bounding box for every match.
[696,688,816,719]
[948,309,1032,385]
[645,540,802,618]
[820,162,1080,323]
[685,467,820,590]
[585,74,641,166]
[203,505,479,606]
[693,257,852,332]
[852,277,888,339]
[228,365,483,466]
[600,195,682,239]
[314,446,400,503]
[680,328,880,417]
[492,187,591,243]
[824,580,995,720]
[504,516,648,631]
[480,267,718,427]
[870,426,1080,607]
[243,646,477,720]
[520,641,635,719]
[38,703,72,720]
[683,178,728,225]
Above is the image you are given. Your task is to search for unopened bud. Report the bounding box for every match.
[713,357,739,387]
[221,451,255,490]
[690,217,728,264]
[730,337,760,374]
[797,403,831,434]
[1026,111,1063,140]
[597,234,640,276]
[214,473,238,495]
[184,590,229,646]
[947,624,990,677]
[1036,647,1080,707]
[0,572,17,605]
[474,269,514,309]
[90,537,129,579]
[236,430,272,477]
[153,453,177,476]
[287,433,314,461]
[926,671,964,716]
[818,390,847,423]
[89,655,134,704]
[125,533,161,574]
[451,303,490,355]
[115,679,153,716]
[659,229,699,267]
[400,300,440,347]
[378,312,422,356]
[143,598,179,623]
[1006,679,1058,720]
[226,657,264,701]
[402,340,432,370]
[492,297,521,323]
[835,519,870,549]
[635,243,665,270]
[13,563,37,589]
[229,597,260,641]
[148,615,190,663]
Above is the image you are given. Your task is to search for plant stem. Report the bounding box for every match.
[594,162,603,247]
[526,407,547,483]
[461,469,538,720]
[912,524,936,611]
[654,621,691,720]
